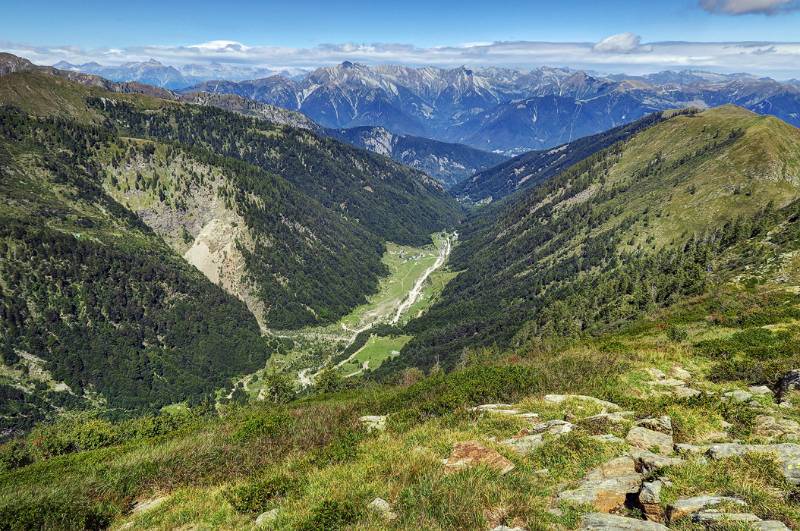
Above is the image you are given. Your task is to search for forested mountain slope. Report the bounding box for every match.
[0,64,461,428]
[389,106,800,373]
[453,112,667,203]
[0,107,271,422]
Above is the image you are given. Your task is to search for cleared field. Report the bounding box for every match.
[337,334,413,376]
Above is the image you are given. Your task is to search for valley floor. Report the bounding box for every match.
[237,232,455,398]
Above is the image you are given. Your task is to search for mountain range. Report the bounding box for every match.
[7,47,800,530]
[52,59,295,89]
[182,62,800,154]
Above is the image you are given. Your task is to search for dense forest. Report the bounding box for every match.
[0,108,274,423]
[88,97,463,246]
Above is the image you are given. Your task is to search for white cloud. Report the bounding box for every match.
[699,0,800,15]
[3,38,800,78]
[593,33,649,53]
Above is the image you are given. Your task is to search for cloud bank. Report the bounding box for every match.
[699,0,800,15]
[3,34,800,78]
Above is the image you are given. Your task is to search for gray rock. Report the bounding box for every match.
[490,526,527,531]
[691,510,761,524]
[671,366,693,380]
[626,426,674,455]
[753,521,791,530]
[636,416,673,435]
[367,497,397,520]
[667,495,747,521]
[639,480,662,504]
[754,415,800,440]
[530,419,574,435]
[359,415,387,432]
[639,480,664,522]
[628,448,684,473]
[255,509,279,527]
[750,385,774,396]
[580,513,669,530]
[132,496,167,514]
[724,389,753,403]
[671,386,702,399]
[500,433,545,454]
[674,443,708,456]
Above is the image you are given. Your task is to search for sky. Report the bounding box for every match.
[2,0,800,77]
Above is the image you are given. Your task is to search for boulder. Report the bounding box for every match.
[749,385,774,397]
[580,513,669,530]
[671,366,692,381]
[635,416,673,435]
[639,480,664,522]
[585,456,638,480]
[723,390,753,403]
[359,415,387,432]
[590,434,625,444]
[367,497,397,520]
[255,509,279,527]
[754,521,792,530]
[667,495,747,521]
[558,457,642,513]
[776,369,800,400]
[500,434,544,454]
[754,415,800,440]
[558,475,642,513]
[443,441,515,475]
[132,496,167,514]
[628,448,684,474]
[530,419,574,435]
[671,386,702,399]
[626,426,674,455]
[691,510,761,524]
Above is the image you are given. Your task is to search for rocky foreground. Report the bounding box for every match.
[334,367,800,530]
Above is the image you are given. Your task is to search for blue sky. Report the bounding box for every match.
[3,0,800,76]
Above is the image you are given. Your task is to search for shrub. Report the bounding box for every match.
[224,473,300,514]
[231,410,294,442]
[298,500,359,531]
[666,325,688,343]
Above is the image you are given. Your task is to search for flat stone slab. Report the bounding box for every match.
[500,433,545,454]
[443,441,515,475]
[558,475,642,512]
[580,513,669,530]
[668,495,747,521]
[692,510,761,524]
[359,415,387,432]
[626,426,674,455]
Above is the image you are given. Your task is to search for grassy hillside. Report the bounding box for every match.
[391,106,800,373]
[6,280,800,529]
